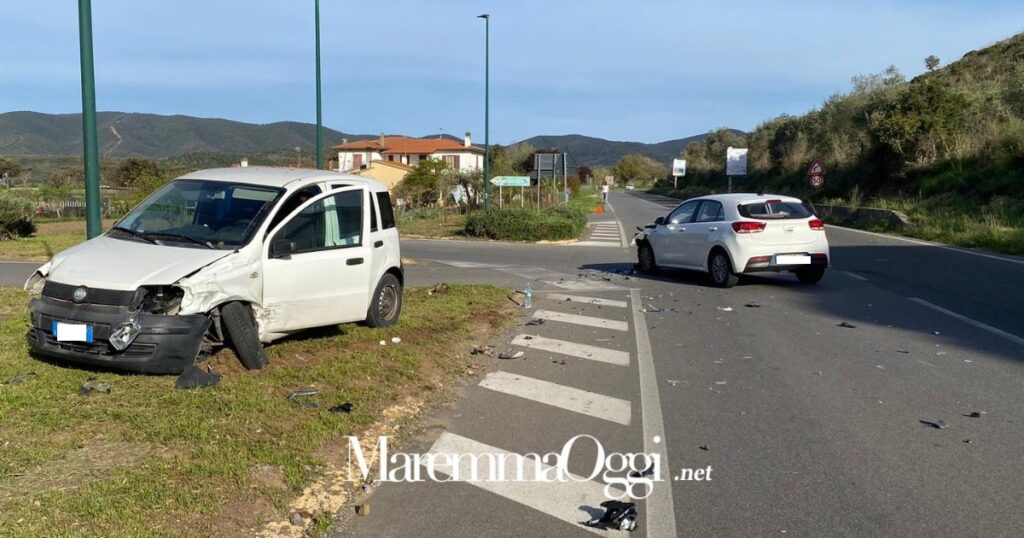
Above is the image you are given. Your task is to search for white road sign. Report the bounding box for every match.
[672,159,686,177]
[726,147,748,176]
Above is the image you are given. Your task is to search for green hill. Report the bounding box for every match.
[518,132,743,168]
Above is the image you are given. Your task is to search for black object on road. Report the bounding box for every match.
[330,402,354,413]
[175,365,221,389]
[526,318,545,326]
[837,322,857,328]
[919,419,949,429]
[584,500,638,531]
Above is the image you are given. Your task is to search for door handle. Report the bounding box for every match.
[373,240,383,248]
[347,257,364,265]
[677,227,686,232]
[708,226,718,232]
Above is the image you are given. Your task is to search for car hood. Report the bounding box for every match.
[45,235,233,290]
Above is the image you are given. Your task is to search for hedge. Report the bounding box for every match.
[463,206,587,241]
[0,190,36,239]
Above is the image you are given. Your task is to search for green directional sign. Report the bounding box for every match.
[490,176,530,187]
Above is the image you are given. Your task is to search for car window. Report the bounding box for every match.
[695,200,724,223]
[667,201,699,224]
[370,193,380,233]
[273,190,363,253]
[376,192,396,230]
[738,200,813,220]
[267,186,322,232]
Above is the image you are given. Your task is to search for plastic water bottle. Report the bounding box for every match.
[524,283,533,309]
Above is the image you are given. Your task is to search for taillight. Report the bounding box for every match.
[808,219,824,230]
[732,221,766,233]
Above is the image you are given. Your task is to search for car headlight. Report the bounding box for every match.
[110,311,142,351]
[132,286,185,315]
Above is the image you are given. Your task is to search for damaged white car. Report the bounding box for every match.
[24,167,404,374]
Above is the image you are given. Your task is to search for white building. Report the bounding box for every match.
[333,132,484,173]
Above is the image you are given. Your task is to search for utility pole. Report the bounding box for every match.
[78,0,102,238]
[477,14,490,212]
[314,0,324,169]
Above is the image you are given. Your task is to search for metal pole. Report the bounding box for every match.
[728,175,733,193]
[478,14,490,212]
[78,0,102,239]
[314,0,324,170]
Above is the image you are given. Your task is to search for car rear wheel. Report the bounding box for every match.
[796,267,826,284]
[709,250,739,288]
[365,273,402,328]
[637,243,658,274]
[221,302,268,370]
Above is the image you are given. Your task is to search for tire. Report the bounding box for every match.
[708,250,739,288]
[220,302,268,370]
[365,273,402,328]
[796,266,826,284]
[637,242,658,274]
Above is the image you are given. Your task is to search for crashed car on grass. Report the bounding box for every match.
[25,167,404,374]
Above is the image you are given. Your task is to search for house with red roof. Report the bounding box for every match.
[332,132,484,173]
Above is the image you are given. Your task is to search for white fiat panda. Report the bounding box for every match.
[24,167,404,373]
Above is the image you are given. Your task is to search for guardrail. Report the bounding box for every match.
[813,204,914,230]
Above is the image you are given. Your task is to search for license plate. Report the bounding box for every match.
[52,321,94,343]
[775,254,812,265]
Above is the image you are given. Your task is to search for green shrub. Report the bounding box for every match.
[463,206,587,241]
[0,190,37,239]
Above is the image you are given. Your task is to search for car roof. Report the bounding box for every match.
[688,193,804,204]
[176,167,387,191]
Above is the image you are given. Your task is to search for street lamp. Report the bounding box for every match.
[314,0,324,170]
[78,0,102,238]
[477,13,490,212]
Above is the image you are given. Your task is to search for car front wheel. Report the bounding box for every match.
[637,243,657,274]
[709,250,739,288]
[366,273,402,328]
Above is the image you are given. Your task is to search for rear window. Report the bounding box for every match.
[376,192,396,230]
[738,200,814,220]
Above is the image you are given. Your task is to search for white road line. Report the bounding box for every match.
[841,271,869,281]
[590,232,621,237]
[908,298,1024,348]
[602,203,630,248]
[436,260,511,269]
[543,279,626,291]
[629,288,678,537]
[571,241,622,248]
[829,225,1024,267]
[426,432,627,535]
[479,371,632,425]
[532,309,629,331]
[545,294,629,308]
[511,334,630,366]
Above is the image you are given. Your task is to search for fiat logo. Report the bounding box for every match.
[72,287,88,302]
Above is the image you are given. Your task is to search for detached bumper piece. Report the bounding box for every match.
[27,297,210,374]
[743,253,828,273]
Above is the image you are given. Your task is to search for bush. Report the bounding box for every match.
[463,206,587,241]
[0,190,36,239]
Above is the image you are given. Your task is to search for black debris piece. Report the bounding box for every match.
[288,388,320,408]
[506,294,522,307]
[919,419,948,429]
[79,379,111,396]
[965,411,984,418]
[526,318,545,326]
[629,462,655,478]
[896,350,910,354]
[699,444,710,451]
[428,283,449,296]
[837,322,857,329]
[329,402,354,414]
[175,365,221,390]
[1,372,36,385]
[583,500,638,532]
[552,359,567,365]
[744,302,761,308]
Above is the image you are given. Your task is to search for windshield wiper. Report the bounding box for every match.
[109,226,158,244]
[143,232,214,249]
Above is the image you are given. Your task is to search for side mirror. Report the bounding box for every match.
[270,239,297,258]
[653,216,665,226]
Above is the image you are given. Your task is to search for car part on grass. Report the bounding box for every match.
[175,365,221,389]
[366,273,402,328]
[1,372,36,385]
[79,379,112,396]
[390,336,401,344]
[584,500,638,531]
[428,283,449,296]
[329,402,354,413]
[221,301,268,369]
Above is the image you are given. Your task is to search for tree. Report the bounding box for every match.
[925,55,940,71]
[394,159,449,207]
[491,143,535,177]
[0,157,22,185]
[111,158,162,188]
[49,166,86,187]
[611,154,667,186]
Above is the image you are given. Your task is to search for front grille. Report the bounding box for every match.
[39,314,112,340]
[36,330,155,360]
[42,281,135,306]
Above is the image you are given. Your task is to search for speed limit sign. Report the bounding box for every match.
[809,174,826,189]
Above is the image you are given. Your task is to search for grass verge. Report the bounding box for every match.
[0,219,116,261]
[0,284,512,537]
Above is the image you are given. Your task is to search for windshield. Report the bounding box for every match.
[112,180,283,249]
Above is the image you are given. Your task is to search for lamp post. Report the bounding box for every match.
[78,0,102,238]
[314,0,324,170]
[477,13,490,212]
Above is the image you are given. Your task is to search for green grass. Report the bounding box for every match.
[0,284,511,536]
[0,219,118,261]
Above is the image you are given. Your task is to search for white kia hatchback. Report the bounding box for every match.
[633,193,829,287]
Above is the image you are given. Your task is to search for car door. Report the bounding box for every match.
[683,200,725,266]
[651,200,699,266]
[261,186,371,333]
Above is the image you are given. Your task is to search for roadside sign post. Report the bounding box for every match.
[671,158,686,189]
[78,0,103,239]
[807,160,827,189]
[725,147,748,193]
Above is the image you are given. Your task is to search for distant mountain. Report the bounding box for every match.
[0,110,739,168]
[516,131,745,168]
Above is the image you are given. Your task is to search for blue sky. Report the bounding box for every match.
[1,1,1022,144]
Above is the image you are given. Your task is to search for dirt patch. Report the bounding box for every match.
[0,440,151,499]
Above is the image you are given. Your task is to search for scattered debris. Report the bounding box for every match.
[390,336,402,344]
[896,350,910,354]
[666,379,682,387]
[717,307,734,312]
[551,359,567,365]
[714,381,727,385]
[329,402,354,414]
[470,346,493,356]
[522,335,534,340]
[289,512,305,526]
[79,379,111,396]
[526,318,545,326]
[629,462,655,478]
[963,439,975,444]
[497,350,525,360]
[699,445,710,451]
[837,322,857,328]
[507,294,522,307]
[919,419,948,430]
[174,365,221,390]
[356,503,371,516]
[935,351,947,356]
[1,372,36,385]
[965,411,984,418]
[583,501,637,531]
[379,340,387,346]
[428,283,449,296]
[641,304,664,313]
[744,302,761,308]
[287,388,319,408]
[932,331,941,335]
